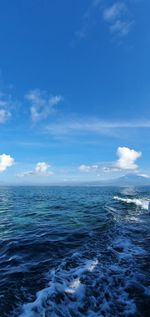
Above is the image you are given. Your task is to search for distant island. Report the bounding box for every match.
[70,173,150,187]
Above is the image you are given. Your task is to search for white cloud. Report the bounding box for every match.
[18,162,54,177]
[35,162,50,174]
[79,164,99,172]
[114,147,141,170]
[25,89,63,122]
[0,154,14,172]
[79,146,142,174]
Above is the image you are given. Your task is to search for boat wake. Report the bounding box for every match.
[17,236,149,317]
[113,196,148,210]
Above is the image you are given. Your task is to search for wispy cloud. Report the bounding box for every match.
[75,0,101,40]
[46,118,150,137]
[110,20,134,36]
[76,0,135,40]
[138,173,150,179]
[25,89,63,122]
[0,92,15,123]
[18,162,54,177]
[0,109,11,123]
[102,2,134,37]
[103,2,126,21]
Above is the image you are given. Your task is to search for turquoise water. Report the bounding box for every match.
[0,186,150,316]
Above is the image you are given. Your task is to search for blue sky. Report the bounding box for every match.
[0,0,150,184]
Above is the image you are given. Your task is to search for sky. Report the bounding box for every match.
[0,0,150,184]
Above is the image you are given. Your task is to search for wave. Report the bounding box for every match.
[18,256,99,317]
[113,196,149,210]
[17,235,148,317]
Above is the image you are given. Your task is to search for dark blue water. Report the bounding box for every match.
[0,186,150,317]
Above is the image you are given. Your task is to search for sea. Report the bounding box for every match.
[0,186,150,317]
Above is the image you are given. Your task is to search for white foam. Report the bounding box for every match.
[109,237,146,260]
[114,196,148,210]
[18,240,144,317]
[85,259,98,272]
[19,258,98,317]
[17,232,147,317]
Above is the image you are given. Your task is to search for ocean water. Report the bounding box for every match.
[0,186,150,317]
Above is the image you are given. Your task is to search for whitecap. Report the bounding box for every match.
[113,196,148,210]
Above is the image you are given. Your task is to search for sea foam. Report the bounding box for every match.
[113,196,149,210]
[18,235,147,317]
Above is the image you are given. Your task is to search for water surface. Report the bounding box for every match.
[0,186,150,316]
